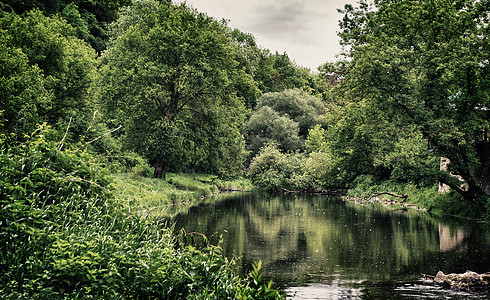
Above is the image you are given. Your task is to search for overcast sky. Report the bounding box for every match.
[175,0,353,71]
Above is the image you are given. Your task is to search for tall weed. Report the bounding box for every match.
[0,125,283,299]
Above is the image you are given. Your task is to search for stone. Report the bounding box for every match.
[428,270,490,292]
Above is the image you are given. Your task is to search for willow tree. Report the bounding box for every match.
[97,0,250,178]
[336,0,489,201]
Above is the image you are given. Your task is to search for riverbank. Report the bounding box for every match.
[110,173,254,216]
[1,135,284,299]
[345,178,490,222]
[423,271,490,292]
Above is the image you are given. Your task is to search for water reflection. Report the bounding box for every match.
[439,224,467,252]
[165,192,490,299]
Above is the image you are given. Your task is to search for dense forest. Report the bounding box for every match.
[1,0,489,298]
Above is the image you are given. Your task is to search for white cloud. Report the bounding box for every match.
[176,0,353,70]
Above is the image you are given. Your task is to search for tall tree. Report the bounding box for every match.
[0,10,97,136]
[245,89,326,155]
[1,0,132,52]
[97,0,250,177]
[337,0,489,201]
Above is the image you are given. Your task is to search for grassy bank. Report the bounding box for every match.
[110,173,254,217]
[346,176,490,221]
[0,129,281,299]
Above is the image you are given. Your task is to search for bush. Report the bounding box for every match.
[0,125,283,299]
[131,155,153,179]
[304,151,341,190]
[248,144,309,191]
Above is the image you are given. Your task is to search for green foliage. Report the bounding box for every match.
[247,144,310,191]
[246,261,284,300]
[97,0,248,177]
[303,152,341,190]
[0,126,282,299]
[305,124,327,153]
[0,124,111,297]
[2,0,132,52]
[254,51,313,95]
[246,106,303,154]
[245,89,326,156]
[130,155,153,180]
[256,89,326,136]
[0,9,97,139]
[58,3,90,41]
[336,0,490,201]
[0,29,52,135]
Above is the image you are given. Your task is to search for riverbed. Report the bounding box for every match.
[162,192,490,299]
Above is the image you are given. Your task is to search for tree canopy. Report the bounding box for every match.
[1,0,132,51]
[245,89,326,155]
[97,0,251,177]
[334,0,489,200]
[0,9,97,137]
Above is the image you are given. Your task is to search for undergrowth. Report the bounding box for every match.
[347,175,490,221]
[0,125,282,299]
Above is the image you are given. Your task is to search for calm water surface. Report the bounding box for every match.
[165,192,490,299]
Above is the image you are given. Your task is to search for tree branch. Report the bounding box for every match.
[76,126,122,151]
[367,192,408,201]
[58,117,72,151]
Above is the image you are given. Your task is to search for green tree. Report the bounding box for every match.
[256,89,326,136]
[0,10,97,137]
[97,0,249,178]
[245,106,303,154]
[0,31,51,134]
[1,0,132,52]
[254,51,313,95]
[226,29,314,108]
[245,89,326,155]
[336,0,490,201]
[305,124,327,153]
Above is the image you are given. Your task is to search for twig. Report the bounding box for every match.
[80,110,98,142]
[367,192,408,201]
[76,125,122,151]
[63,177,108,191]
[58,117,72,151]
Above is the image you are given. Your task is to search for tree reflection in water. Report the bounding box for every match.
[167,192,490,299]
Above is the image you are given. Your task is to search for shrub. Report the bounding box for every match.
[303,151,341,190]
[248,144,309,191]
[247,144,287,190]
[0,125,283,299]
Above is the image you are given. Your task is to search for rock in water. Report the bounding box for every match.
[431,270,490,292]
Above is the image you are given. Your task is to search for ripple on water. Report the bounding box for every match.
[285,279,490,300]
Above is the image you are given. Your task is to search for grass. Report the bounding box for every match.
[346,175,490,221]
[110,172,254,217]
[0,128,282,299]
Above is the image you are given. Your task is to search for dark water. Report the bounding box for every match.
[166,192,490,299]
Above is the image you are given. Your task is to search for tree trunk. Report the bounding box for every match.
[153,158,163,179]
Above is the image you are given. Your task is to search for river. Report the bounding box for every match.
[163,192,490,299]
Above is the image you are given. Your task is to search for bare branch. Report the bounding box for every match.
[58,117,72,151]
[76,125,122,151]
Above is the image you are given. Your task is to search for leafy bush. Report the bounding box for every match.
[130,155,153,179]
[305,124,327,153]
[248,144,309,191]
[304,151,341,190]
[0,125,283,299]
